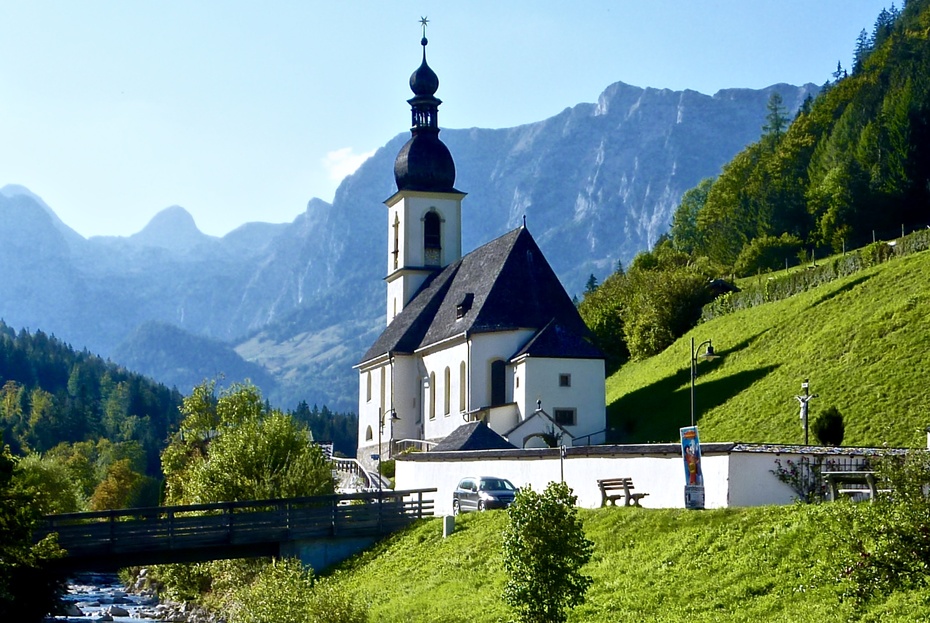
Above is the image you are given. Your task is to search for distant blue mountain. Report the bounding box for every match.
[0,81,817,411]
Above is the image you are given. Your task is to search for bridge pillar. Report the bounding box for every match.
[280,536,379,573]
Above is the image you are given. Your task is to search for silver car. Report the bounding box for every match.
[452,476,518,514]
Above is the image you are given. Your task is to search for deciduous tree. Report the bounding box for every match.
[502,481,593,623]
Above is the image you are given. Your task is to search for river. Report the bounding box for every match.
[48,572,216,623]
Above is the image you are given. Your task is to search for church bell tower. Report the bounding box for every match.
[384,23,465,325]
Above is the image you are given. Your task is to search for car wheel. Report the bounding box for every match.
[453,500,460,516]
[478,500,485,511]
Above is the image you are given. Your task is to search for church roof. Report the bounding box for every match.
[360,226,604,363]
[430,421,517,452]
[512,318,604,360]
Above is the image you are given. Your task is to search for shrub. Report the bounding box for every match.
[733,233,803,277]
[227,558,367,623]
[379,459,395,479]
[830,451,930,604]
[811,406,845,446]
[502,481,593,623]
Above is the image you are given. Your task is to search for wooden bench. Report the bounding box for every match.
[823,470,881,502]
[597,478,649,507]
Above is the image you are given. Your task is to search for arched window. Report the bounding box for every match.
[380,367,386,416]
[444,367,451,415]
[424,211,441,248]
[490,360,506,406]
[424,210,441,267]
[366,371,372,402]
[459,361,466,412]
[365,425,373,441]
[429,372,437,420]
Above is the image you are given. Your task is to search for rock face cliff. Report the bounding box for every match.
[0,81,817,410]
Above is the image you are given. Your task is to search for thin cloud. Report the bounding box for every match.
[324,147,375,183]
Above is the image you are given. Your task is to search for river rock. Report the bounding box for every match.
[105,604,130,617]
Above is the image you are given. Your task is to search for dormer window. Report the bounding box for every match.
[456,293,474,319]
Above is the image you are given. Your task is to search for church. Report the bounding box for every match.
[355,32,606,463]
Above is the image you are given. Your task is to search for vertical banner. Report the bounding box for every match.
[680,426,705,509]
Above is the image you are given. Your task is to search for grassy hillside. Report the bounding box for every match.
[326,506,929,622]
[605,247,930,447]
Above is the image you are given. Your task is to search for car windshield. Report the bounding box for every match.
[480,478,515,491]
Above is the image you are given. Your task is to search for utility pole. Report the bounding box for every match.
[795,379,819,445]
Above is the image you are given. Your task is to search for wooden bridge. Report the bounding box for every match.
[35,489,435,573]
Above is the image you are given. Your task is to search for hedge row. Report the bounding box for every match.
[701,228,930,322]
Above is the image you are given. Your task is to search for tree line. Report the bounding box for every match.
[580,1,930,368]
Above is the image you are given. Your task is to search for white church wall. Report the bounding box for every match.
[420,340,469,440]
[390,355,423,443]
[468,331,535,408]
[357,356,423,461]
[385,192,462,272]
[517,357,606,441]
[395,446,813,515]
[356,360,388,460]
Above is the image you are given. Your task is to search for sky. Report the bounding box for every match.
[0,1,887,239]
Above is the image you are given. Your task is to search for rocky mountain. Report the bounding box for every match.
[0,80,817,411]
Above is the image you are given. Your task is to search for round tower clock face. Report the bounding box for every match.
[425,248,441,266]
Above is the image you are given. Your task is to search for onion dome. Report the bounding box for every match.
[393,33,456,192]
[410,37,439,96]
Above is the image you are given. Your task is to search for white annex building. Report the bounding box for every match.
[355,33,606,463]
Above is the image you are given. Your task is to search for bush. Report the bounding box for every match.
[811,406,845,446]
[379,459,395,479]
[829,451,930,604]
[227,558,367,623]
[733,233,804,277]
[502,481,593,623]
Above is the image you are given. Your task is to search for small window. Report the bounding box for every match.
[429,372,437,420]
[554,408,576,426]
[365,425,373,441]
[559,373,571,388]
[366,372,372,402]
[444,367,451,415]
[459,361,466,412]
[380,367,386,415]
[490,360,506,406]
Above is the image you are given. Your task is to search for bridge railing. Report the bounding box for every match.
[35,489,436,563]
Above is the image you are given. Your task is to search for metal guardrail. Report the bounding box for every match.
[35,489,436,571]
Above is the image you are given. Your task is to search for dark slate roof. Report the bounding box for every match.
[512,319,605,360]
[360,226,604,363]
[430,421,517,452]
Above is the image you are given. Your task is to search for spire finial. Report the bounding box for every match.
[419,16,429,46]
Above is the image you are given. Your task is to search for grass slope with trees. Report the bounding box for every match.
[607,245,930,446]
[314,501,930,622]
[579,0,930,446]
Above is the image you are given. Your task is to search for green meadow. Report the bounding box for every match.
[607,247,930,448]
[328,505,930,622]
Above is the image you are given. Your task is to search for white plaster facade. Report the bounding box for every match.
[394,445,854,515]
[385,191,464,325]
[355,39,606,464]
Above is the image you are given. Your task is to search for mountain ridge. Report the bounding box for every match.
[0,80,816,410]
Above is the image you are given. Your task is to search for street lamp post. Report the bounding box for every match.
[690,338,720,427]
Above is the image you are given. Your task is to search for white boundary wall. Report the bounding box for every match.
[394,444,853,515]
